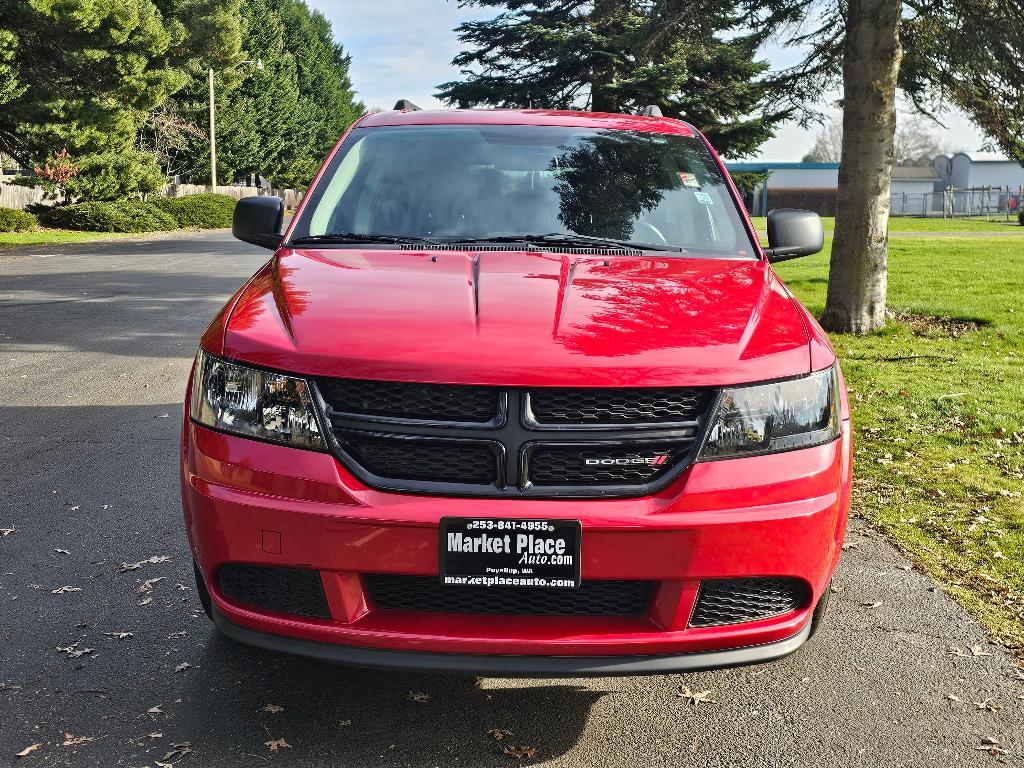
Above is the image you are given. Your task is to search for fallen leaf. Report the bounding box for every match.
[406,691,430,703]
[860,601,883,609]
[263,704,284,713]
[62,733,95,746]
[265,738,291,752]
[975,737,1006,756]
[503,744,538,759]
[946,693,962,702]
[54,549,71,555]
[138,596,153,606]
[0,527,14,537]
[174,662,192,673]
[488,728,513,742]
[51,585,82,594]
[104,631,133,640]
[338,719,351,726]
[15,743,42,758]
[147,732,164,739]
[56,643,96,659]
[120,555,170,572]
[160,742,192,762]
[147,705,164,717]
[167,630,186,639]
[678,686,714,706]
[974,697,1001,711]
[971,645,993,657]
[136,577,165,594]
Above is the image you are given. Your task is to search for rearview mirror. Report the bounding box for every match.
[765,208,824,263]
[233,196,284,250]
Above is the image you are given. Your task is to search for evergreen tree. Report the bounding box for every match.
[173,0,362,187]
[436,0,788,158]
[0,0,183,166]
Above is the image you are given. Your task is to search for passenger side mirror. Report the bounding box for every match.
[233,196,284,250]
[764,208,824,263]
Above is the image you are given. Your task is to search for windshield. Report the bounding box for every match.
[292,124,755,256]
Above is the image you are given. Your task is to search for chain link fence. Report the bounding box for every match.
[890,186,1023,220]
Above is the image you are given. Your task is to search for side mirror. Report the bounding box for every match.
[765,208,824,263]
[233,196,284,250]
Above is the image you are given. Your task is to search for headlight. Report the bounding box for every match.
[699,367,840,460]
[190,349,325,449]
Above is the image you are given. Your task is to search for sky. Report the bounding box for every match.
[306,0,990,161]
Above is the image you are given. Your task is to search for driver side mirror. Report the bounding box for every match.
[764,208,824,263]
[233,195,284,250]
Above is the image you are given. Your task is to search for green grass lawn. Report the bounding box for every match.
[750,216,1023,233]
[0,229,143,249]
[775,235,1024,648]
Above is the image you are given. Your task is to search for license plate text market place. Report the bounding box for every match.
[440,518,583,589]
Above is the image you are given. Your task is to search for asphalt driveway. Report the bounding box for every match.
[1,231,1021,767]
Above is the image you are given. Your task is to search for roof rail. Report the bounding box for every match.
[393,99,422,111]
[641,105,663,117]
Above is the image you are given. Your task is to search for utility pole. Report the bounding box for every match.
[208,68,217,192]
[207,60,262,193]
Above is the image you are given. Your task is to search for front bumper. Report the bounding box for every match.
[211,602,814,676]
[182,416,851,666]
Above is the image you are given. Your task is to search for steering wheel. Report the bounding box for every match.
[636,221,668,245]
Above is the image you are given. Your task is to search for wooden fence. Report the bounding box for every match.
[0,183,45,210]
[0,181,303,211]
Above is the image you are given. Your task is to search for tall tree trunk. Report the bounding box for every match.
[820,0,903,334]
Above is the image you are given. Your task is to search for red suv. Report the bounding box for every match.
[182,106,850,675]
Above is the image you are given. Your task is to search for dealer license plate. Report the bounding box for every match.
[439,518,582,589]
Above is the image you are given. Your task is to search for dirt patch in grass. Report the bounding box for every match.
[887,308,988,338]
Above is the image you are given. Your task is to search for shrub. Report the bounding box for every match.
[0,207,37,232]
[152,193,236,228]
[63,150,165,202]
[39,201,177,233]
[1018,210,1024,226]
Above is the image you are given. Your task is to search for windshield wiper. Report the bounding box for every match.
[290,233,442,246]
[442,233,685,252]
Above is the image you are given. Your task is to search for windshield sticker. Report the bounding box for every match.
[678,171,701,189]
[694,191,714,206]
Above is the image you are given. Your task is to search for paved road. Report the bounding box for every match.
[1,231,1022,767]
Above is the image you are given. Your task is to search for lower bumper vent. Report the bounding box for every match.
[689,577,809,627]
[218,563,330,619]
[366,575,653,616]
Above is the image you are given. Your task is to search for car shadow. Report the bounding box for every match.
[168,634,608,765]
[0,399,606,766]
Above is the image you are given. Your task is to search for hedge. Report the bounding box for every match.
[152,193,236,228]
[0,207,37,232]
[39,201,178,233]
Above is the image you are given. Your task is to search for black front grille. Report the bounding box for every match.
[318,378,499,423]
[366,575,652,616]
[689,577,809,627]
[218,564,330,619]
[336,432,499,485]
[527,446,683,486]
[317,380,715,498]
[527,388,710,425]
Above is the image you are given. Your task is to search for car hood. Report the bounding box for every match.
[219,248,812,387]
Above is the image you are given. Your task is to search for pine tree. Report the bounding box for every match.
[436,0,788,158]
[0,0,184,166]
[172,0,363,186]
